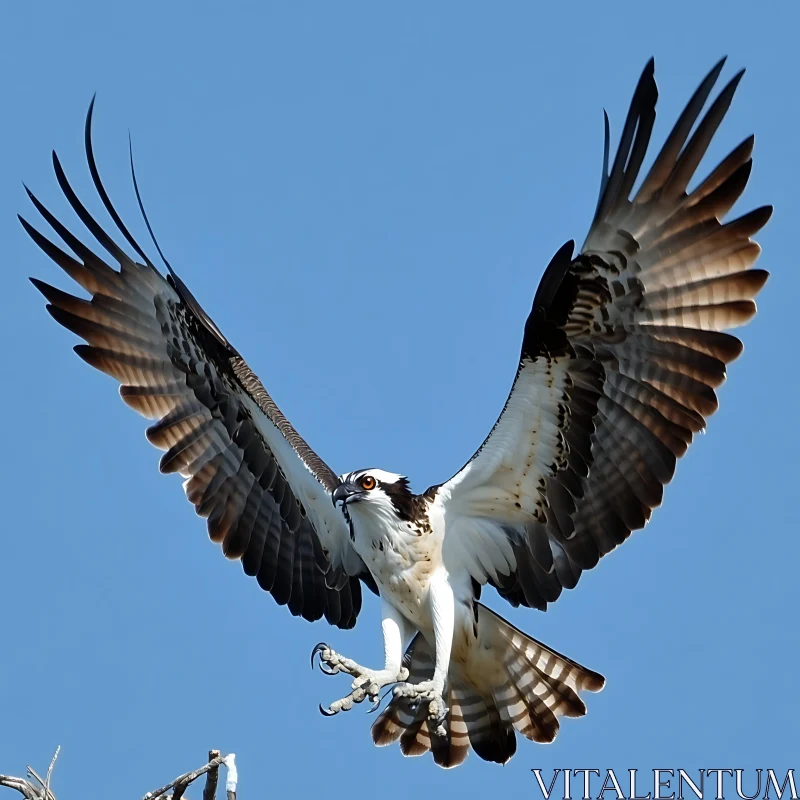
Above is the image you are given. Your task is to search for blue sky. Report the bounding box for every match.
[1,1,797,796]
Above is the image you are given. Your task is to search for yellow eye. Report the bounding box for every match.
[360,475,376,491]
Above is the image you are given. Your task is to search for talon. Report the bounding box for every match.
[318,657,402,719]
[311,642,339,674]
[319,703,337,717]
[310,642,328,670]
[367,687,393,714]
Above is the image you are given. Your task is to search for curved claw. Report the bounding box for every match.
[318,703,338,717]
[310,642,329,671]
[319,661,339,676]
[367,687,393,715]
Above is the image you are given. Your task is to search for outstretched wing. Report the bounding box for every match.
[438,58,770,611]
[24,101,372,629]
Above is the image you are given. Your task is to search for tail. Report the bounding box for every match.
[371,603,604,768]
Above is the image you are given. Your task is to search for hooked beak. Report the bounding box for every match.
[332,482,364,507]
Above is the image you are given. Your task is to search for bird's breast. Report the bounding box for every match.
[353,520,441,628]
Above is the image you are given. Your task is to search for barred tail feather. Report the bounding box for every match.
[371,604,603,767]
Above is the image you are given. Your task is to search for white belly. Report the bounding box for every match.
[352,519,440,630]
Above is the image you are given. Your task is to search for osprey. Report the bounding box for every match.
[24,58,769,767]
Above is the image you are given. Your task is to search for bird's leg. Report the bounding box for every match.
[392,572,454,737]
[313,599,411,716]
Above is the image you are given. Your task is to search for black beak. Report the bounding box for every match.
[332,482,361,507]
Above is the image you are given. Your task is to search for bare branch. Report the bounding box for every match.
[202,751,221,800]
[24,768,51,800]
[143,754,226,800]
[171,782,187,800]
[44,747,59,800]
[0,775,41,800]
[3,748,233,800]
[0,746,63,800]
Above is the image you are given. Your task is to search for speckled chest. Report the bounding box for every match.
[352,516,441,627]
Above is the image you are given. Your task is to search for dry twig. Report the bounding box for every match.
[0,746,60,800]
[43,745,59,800]
[0,776,39,800]
[143,753,226,800]
[1,748,237,800]
[202,751,221,800]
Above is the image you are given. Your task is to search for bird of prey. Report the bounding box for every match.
[24,57,769,768]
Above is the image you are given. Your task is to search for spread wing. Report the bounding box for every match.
[23,101,373,629]
[438,58,770,611]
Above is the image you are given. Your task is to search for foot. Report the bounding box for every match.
[392,680,448,737]
[311,642,409,716]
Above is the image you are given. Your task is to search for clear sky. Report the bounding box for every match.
[1,1,797,797]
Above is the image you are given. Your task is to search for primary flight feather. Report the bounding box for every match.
[24,57,769,767]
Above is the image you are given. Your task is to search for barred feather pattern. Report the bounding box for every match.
[440,57,771,610]
[559,58,770,574]
[23,104,369,628]
[372,604,604,767]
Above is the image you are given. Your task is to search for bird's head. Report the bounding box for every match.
[332,469,415,523]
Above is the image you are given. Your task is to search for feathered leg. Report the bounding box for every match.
[391,571,454,736]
